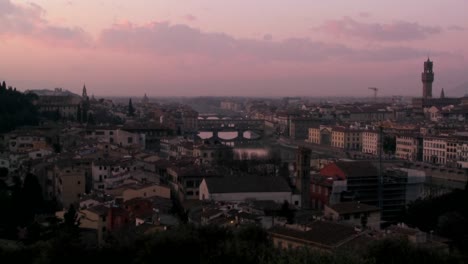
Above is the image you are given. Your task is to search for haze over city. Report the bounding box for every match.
[1,0,467,97]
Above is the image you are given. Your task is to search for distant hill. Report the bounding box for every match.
[25,88,80,97]
[447,82,468,97]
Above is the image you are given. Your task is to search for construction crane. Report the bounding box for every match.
[368,87,378,102]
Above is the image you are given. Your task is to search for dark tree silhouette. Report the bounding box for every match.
[280,200,295,224]
[128,98,135,116]
[0,80,39,133]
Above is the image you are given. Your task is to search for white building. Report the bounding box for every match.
[423,137,447,165]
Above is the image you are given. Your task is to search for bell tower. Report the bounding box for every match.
[422,58,434,99]
[82,84,89,101]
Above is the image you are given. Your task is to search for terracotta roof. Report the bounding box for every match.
[269,221,358,247]
[204,175,291,194]
[329,161,379,178]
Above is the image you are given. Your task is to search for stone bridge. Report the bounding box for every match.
[197,119,264,141]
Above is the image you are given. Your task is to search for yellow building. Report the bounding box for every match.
[54,165,86,209]
[362,131,380,155]
[331,128,345,148]
[122,183,171,201]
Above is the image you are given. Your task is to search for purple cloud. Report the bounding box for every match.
[263,34,273,41]
[447,25,465,31]
[358,12,371,18]
[99,21,353,61]
[0,0,91,47]
[183,14,197,22]
[99,20,449,63]
[318,16,442,41]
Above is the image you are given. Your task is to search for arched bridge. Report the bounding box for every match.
[197,119,265,141]
[198,113,243,120]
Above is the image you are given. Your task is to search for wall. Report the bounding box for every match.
[122,184,171,201]
[209,191,292,204]
[57,169,86,209]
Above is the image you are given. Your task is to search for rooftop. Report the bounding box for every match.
[204,175,291,194]
[327,202,380,215]
[269,221,359,248]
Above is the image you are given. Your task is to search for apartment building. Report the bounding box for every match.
[395,134,423,161]
[54,165,86,209]
[362,131,380,155]
[423,137,447,165]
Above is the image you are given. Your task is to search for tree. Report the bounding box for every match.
[0,83,39,133]
[63,205,80,237]
[383,135,396,154]
[22,173,44,213]
[280,200,295,224]
[0,167,8,178]
[128,98,135,116]
[76,104,82,123]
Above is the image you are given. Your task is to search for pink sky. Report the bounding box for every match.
[1,0,467,97]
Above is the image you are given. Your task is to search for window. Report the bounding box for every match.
[343,214,350,220]
[186,191,194,196]
[128,137,133,144]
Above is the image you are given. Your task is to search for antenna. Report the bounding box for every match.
[368,87,378,102]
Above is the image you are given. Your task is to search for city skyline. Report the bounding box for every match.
[1,0,467,97]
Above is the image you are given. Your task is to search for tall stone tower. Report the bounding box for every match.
[295,147,311,209]
[422,58,434,99]
[82,84,89,101]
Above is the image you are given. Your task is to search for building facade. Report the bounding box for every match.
[362,131,380,155]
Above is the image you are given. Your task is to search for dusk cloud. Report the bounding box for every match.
[350,46,452,61]
[318,16,442,41]
[358,12,371,18]
[0,0,91,47]
[98,21,358,62]
[183,14,197,22]
[447,25,465,31]
[263,34,273,41]
[99,20,448,63]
